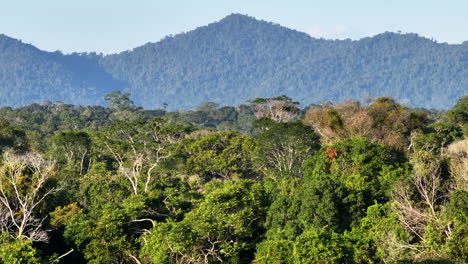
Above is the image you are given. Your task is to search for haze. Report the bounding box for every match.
[1,0,467,54]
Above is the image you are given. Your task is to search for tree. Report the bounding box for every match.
[255,228,354,264]
[391,151,455,260]
[447,139,468,191]
[304,106,348,143]
[254,119,320,179]
[292,228,353,264]
[410,122,462,154]
[254,239,294,264]
[346,203,412,263]
[104,91,136,111]
[263,137,407,250]
[100,119,190,195]
[445,96,468,134]
[0,118,29,154]
[179,131,257,181]
[305,98,428,150]
[140,180,267,263]
[444,190,468,262]
[0,151,58,242]
[0,232,42,264]
[50,131,92,175]
[250,96,300,123]
[64,203,139,264]
[304,138,407,229]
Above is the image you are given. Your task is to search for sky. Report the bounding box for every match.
[1,0,467,54]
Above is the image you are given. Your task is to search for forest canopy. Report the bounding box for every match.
[0,94,466,263]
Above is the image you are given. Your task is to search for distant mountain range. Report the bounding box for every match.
[1,14,467,109]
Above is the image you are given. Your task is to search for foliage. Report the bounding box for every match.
[292,228,353,264]
[254,239,294,264]
[0,233,42,264]
[303,138,407,229]
[305,97,430,150]
[141,179,267,263]
[444,190,468,262]
[445,96,468,136]
[347,203,412,263]
[0,95,464,263]
[1,15,467,109]
[64,204,138,264]
[176,131,258,181]
[253,119,320,179]
[0,151,58,242]
[0,118,29,153]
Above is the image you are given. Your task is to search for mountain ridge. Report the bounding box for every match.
[0,14,467,109]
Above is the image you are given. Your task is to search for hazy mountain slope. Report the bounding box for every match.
[0,14,467,109]
[0,34,125,107]
[100,14,468,109]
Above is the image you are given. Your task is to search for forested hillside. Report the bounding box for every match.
[0,94,466,263]
[101,14,468,109]
[0,35,124,107]
[1,14,467,109]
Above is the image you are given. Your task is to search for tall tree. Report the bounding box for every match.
[0,151,58,242]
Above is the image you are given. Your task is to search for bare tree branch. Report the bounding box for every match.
[0,150,58,242]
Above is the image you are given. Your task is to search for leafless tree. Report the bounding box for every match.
[0,151,58,242]
[252,97,300,123]
[447,139,468,191]
[261,138,312,181]
[304,105,341,143]
[105,124,183,195]
[392,156,450,255]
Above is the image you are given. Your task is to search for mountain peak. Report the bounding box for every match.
[214,13,279,30]
[0,15,466,110]
[219,13,258,23]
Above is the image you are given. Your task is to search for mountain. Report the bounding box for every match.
[1,14,467,109]
[0,34,125,107]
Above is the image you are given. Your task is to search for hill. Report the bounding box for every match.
[0,34,124,107]
[1,14,467,109]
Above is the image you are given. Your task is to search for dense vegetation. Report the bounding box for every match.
[0,34,124,107]
[0,93,466,263]
[1,14,467,109]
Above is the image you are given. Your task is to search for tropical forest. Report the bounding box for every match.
[0,92,466,263]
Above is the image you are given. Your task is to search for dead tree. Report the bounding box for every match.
[392,156,450,256]
[0,151,58,242]
[251,96,300,123]
[104,121,183,195]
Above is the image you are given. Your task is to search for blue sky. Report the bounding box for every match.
[1,0,467,54]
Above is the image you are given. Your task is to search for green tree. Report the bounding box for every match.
[104,91,136,111]
[261,137,408,262]
[64,203,140,264]
[346,203,412,263]
[254,239,294,264]
[292,228,353,264]
[0,233,42,264]
[0,118,29,153]
[444,190,468,262]
[178,131,257,181]
[49,131,91,175]
[445,96,468,136]
[141,179,268,263]
[300,138,407,231]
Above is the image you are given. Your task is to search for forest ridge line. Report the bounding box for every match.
[0,13,467,110]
